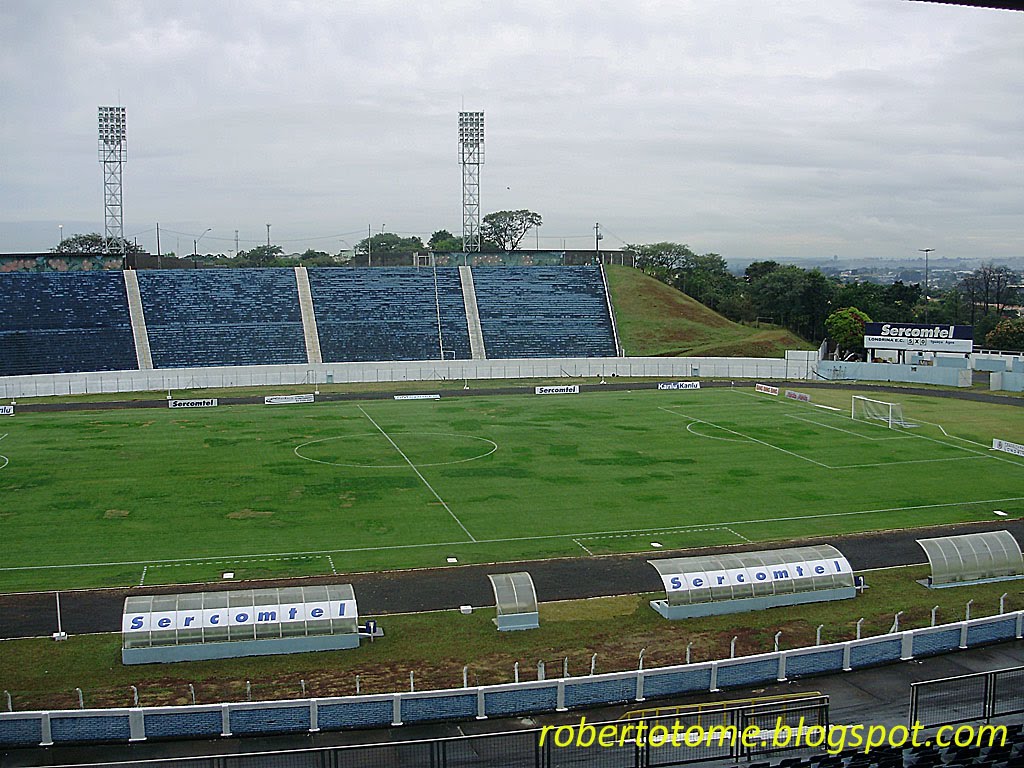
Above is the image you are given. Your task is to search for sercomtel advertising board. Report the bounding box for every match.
[863,323,973,353]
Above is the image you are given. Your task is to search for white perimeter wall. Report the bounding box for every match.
[0,355,817,399]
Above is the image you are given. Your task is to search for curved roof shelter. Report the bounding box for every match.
[917,530,1024,588]
[487,572,539,631]
[122,584,360,664]
[648,544,857,619]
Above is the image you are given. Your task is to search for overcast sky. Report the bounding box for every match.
[1,0,1022,264]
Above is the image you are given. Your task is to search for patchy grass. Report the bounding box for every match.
[605,264,812,357]
[1,566,1021,711]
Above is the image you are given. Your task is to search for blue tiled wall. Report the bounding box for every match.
[564,677,635,709]
[483,686,559,717]
[849,639,902,669]
[716,659,779,689]
[229,705,309,735]
[50,715,131,744]
[967,619,1017,647]
[472,266,617,358]
[0,717,42,746]
[138,269,307,368]
[0,272,137,375]
[401,694,477,723]
[642,667,713,698]
[308,268,470,363]
[786,649,844,678]
[318,700,393,730]
[912,629,962,658]
[143,710,222,739]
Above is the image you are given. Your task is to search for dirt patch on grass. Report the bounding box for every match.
[227,509,274,520]
[103,509,130,519]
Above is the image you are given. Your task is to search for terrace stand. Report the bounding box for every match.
[917,530,1024,589]
[487,572,539,631]
[649,544,857,620]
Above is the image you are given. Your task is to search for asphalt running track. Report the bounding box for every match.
[1,518,1021,640]
[2,382,1022,640]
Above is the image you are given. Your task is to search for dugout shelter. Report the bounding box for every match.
[917,530,1024,589]
[649,545,857,620]
[122,584,361,664]
[487,571,539,631]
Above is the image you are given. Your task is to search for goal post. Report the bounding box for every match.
[851,395,913,428]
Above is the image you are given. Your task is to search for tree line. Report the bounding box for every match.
[627,242,1023,352]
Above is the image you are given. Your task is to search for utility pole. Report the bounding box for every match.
[266,223,271,248]
[594,222,603,263]
[918,248,934,324]
[368,224,372,267]
[234,230,239,257]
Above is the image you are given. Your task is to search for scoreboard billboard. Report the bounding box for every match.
[864,323,973,353]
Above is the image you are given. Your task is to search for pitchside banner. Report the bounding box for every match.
[755,383,779,396]
[785,390,811,402]
[264,394,315,405]
[394,394,441,400]
[657,381,701,390]
[123,600,357,633]
[535,385,579,395]
[168,398,218,409]
[0,406,13,416]
[993,438,1024,458]
[864,323,973,353]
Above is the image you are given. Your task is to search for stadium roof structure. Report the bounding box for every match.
[487,572,539,631]
[917,530,1024,588]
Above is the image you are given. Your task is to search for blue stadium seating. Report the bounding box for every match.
[471,266,617,358]
[137,269,307,368]
[308,267,471,363]
[0,272,137,375]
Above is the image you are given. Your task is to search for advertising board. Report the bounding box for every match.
[864,323,973,353]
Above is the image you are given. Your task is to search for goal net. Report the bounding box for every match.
[851,395,916,428]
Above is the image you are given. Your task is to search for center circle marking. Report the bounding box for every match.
[294,432,498,468]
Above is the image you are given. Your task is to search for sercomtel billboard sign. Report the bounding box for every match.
[863,323,973,353]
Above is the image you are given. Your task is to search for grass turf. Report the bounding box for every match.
[1,385,1022,592]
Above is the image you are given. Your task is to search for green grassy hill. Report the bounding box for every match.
[604,264,813,357]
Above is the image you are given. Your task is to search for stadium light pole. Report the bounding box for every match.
[918,248,934,323]
[58,224,63,247]
[458,111,484,256]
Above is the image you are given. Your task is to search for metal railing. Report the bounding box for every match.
[910,664,1024,728]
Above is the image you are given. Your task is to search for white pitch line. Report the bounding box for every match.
[0,433,7,470]
[725,526,753,543]
[139,566,148,586]
[357,405,477,543]
[327,554,337,575]
[5,495,1023,574]
[784,413,912,441]
[573,539,595,555]
[659,406,832,468]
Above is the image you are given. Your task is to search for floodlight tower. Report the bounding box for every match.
[98,106,127,259]
[458,111,484,253]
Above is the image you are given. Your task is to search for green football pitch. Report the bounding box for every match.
[1,385,1022,592]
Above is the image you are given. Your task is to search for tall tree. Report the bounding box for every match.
[985,318,1024,351]
[53,232,143,255]
[480,210,542,251]
[825,306,871,355]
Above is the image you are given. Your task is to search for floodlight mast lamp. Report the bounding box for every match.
[458,111,484,255]
[97,106,127,260]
